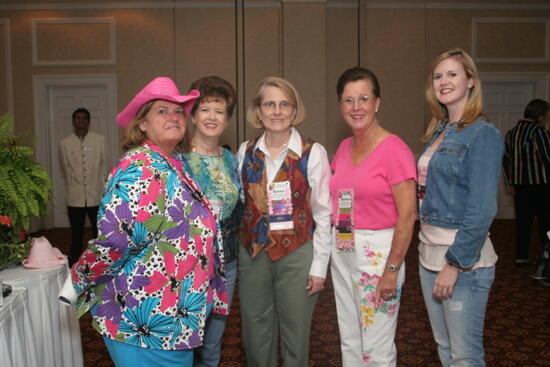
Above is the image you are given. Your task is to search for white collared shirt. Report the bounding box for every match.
[237,127,333,278]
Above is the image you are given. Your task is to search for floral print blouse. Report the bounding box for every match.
[182,149,239,222]
[182,149,242,263]
[71,142,228,351]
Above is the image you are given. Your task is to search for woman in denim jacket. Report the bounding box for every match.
[417,49,504,366]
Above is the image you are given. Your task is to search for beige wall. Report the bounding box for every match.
[326,4,358,154]
[363,5,428,153]
[0,20,9,115]
[1,0,549,155]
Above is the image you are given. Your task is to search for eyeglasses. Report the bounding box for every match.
[261,101,294,112]
[341,95,376,107]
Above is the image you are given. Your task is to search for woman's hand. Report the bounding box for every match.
[374,270,398,308]
[433,263,460,299]
[306,275,325,296]
[372,178,416,309]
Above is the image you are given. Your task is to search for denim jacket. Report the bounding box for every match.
[419,118,504,268]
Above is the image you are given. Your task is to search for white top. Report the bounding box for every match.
[418,224,498,271]
[417,139,498,271]
[237,127,333,278]
[59,131,106,207]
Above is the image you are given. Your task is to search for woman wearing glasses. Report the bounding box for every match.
[330,67,417,366]
[237,76,332,367]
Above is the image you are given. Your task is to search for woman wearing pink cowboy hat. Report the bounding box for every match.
[69,77,228,367]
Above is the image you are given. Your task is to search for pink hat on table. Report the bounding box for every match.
[116,77,200,128]
[22,236,66,269]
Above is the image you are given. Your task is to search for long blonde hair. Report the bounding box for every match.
[421,48,485,142]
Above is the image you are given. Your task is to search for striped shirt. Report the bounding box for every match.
[504,119,550,185]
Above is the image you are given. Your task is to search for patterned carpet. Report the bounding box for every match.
[38,219,549,366]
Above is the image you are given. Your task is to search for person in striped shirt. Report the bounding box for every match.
[503,98,550,266]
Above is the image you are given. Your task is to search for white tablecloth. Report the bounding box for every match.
[0,288,39,367]
[1,265,84,367]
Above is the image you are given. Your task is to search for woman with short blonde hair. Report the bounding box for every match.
[246,76,306,128]
[237,76,331,367]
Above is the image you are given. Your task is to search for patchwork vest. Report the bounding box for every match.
[241,135,315,261]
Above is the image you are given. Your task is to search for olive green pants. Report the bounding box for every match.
[238,241,319,367]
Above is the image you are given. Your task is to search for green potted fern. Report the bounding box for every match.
[0,113,52,270]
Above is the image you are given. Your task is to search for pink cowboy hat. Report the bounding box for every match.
[22,236,66,269]
[116,77,200,128]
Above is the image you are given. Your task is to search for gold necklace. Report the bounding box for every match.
[265,141,288,149]
[265,133,290,149]
[191,143,221,156]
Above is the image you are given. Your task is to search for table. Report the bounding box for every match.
[0,288,39,367]
[1,265,84,367]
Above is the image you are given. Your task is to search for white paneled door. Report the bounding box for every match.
[483,80,537,219]
[49,85,110,227]
[33,75,118,229]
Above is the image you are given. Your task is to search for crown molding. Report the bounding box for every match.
[1,2,549,11]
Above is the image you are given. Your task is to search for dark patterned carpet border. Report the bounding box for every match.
[35,220,550,366]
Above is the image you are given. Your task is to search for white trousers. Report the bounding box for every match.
[331,228,405,367]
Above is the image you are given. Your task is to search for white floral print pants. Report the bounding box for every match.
[331,228,405,367]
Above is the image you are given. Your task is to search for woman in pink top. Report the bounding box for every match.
[330,67,417,366]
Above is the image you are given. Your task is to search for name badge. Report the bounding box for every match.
[335,189,354,251]
[268,181,294,231]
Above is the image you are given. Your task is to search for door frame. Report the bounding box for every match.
[480,71,549,219]
[32,74,117,229]
[480,72,550,114]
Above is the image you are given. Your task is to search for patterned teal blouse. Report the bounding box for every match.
[182,148,240,222]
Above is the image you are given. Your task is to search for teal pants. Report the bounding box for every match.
[238,241,319,367]
[103,337,193,367]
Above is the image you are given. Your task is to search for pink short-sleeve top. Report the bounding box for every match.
[330,135,417,229]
